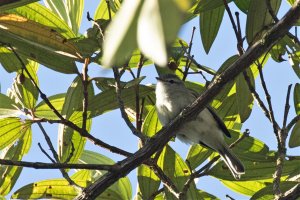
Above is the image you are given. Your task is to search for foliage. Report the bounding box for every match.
[0,0,299,199]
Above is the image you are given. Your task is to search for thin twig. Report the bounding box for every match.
[82,58,90,131]
[0,159,116,171]
[112,67,147,141]
[147,188,164,200]
[38,143,56,163]
[283,84,292,128]
[183,26,196,81]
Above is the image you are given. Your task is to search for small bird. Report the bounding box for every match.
[155,73,245,179]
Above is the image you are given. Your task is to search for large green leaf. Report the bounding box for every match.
[250,181,298,200]
[0,93,21,118]
[7,2,76,39]
[0,14,79,74]
[289,121,300,148]
[186,144,212,170]
[288,51,300,79]
[34,93,66,120]
[208,159,300,181]
[141,106,162,137]
[158,146,200,199]
[0,47,29,73]
[58,76,94,164]
[222,179,272,197]
[0,117,32,150]
[0,127,31,195]
[246,0,281,44]
[294,83,300,115]
[194,0,232,13]
[87,85,154,119]
[0,0,38,12]
[43,0,69,24]
[66,0,84,35]
[137,0,189,67]
[78,150,132,200]
[102,0,143,67]
[137,164,161,200]
[234,0,250,13]
[94,0,122,20]
[200,6,224,54]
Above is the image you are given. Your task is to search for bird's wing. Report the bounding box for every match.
[188,88,231,138]
[206,106,231,138]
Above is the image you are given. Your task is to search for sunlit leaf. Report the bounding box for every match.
[0,127,31,195]
[0,47,29,73]
[194,0,232,13]
[94,0,121,20]
[58,76,94,164]
[0,117,32,150]
[293,83,300,115]
[200,6,224,54]
[7,2,75,39]
[250,181,298,200]
[208,159,300,181]
[0,14,79,74]
[141,106,162,137]
[78,150,132,200]
[137,0,189,67]
[0,0,38,12]
[102,0,143,67]
[66,0,84,34]
[0,93,21,118]
[186,144,212,170]
[234,0,250,13]
[137,164,161,200]
[158,146,200,199]
[289,121,300,148]
[34,93,66,120]
[246,0,281,44]
[43,0,69,24]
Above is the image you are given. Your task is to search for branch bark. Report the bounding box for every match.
[75,1,300,199]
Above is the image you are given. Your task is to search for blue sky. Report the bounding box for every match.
[1,1,299,199]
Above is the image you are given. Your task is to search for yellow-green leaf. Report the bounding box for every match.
[0,0,38,12]
[294,83,300,114]
[0,93,21,118]
[141,106,162,137]
[289,121,300,148]
[66,0,84,34]
[186,144,212,170]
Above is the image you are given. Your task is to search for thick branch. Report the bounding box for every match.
[75,1,300,199]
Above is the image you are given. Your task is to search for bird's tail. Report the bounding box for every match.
[218,145,245,179]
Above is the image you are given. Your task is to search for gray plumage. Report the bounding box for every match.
[155,74,245,179]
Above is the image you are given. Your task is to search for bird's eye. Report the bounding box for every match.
[169,80,175,84]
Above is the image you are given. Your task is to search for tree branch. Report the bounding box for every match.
[75,1,300,199]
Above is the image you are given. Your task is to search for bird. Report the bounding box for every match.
[155,73,245,179]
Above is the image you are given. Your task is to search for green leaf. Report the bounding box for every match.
[137,0,189,67]
[0,14,79,74]
[12,178,87,199]
[288,52,300,79]
[11,66,39,110]
[102,0,143,67]
[234,0,250,13]
[222,179,271,196]
[34,93,66,120]
[208,159,300,181]
[158,146,200,199]
[94,0,121,20]
[66,0,84,34]
[0,47,29,73]
[246,0,281,44]
[8,2,76,39]
[0,127,31,195]
[0,117,32,150]
[87,85,154,118]
[294,83,300,114]
[43,0,69,24]
[141,106,162,137]
[0,0,39,12]
[200,6,224,54]
[194,0,232,13]
[78,150,132,200]
[250,181,298,200]
[0,93,21,118]
[137,164,161,200]
[288,121,300,148]
[58,76,94,163]
[235,68,254,122]
[186,144,212,170]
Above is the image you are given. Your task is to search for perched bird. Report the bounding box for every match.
[155,73,245,179]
